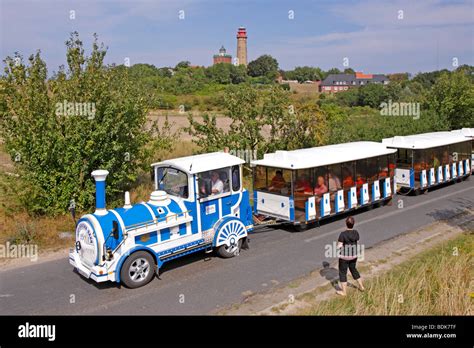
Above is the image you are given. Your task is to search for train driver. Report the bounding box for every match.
[210,171,224,195]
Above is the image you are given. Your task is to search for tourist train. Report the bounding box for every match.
[70,129,473,288]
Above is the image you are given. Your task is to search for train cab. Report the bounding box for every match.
[70,152,253,288]
[250,142,397,228]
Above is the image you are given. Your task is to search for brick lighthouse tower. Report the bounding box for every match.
[236,27,248,66]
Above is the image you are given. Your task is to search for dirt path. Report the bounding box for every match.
[147,112,271,141]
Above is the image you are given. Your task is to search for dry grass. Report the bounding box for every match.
[300,233,473,315]
[0,140,200,249]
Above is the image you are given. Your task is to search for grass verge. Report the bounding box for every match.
[299,232,473,315]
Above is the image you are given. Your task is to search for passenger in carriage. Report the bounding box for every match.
[328,171,342,192]
[295,174,312,194]
[355,173,366,186]
[442,150,450,165]
[378,167,388,178]
[388,163,396,176]
[431,152,440,168]
[355,173,366,195]
[269,170,286,192]
[342,167,354,188]
[313,175,328,198]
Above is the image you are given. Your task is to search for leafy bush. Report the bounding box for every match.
[0,32,171,215]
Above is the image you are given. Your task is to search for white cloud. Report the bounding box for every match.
[270,0,474,73]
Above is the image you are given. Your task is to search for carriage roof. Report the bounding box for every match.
[151,152,244,174]
[382,131,469,150]
[250,141,396,170]
[451,128,474,138]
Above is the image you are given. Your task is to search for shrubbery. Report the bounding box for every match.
[0,33,173,215]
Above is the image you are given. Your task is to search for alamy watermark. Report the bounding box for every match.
[0,242,38,262]
[324,242,365,261]
[225,148,257,164]
[55,100,96,120]
[380,99,420,120]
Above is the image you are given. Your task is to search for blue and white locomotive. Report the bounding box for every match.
[69,152,253,288]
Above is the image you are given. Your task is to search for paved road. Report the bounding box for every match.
[1,179,473,315]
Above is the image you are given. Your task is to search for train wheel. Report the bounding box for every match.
[120,251,155,289]
[217,239,242,258]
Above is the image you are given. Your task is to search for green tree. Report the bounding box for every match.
[412,69,450,89]
[0,32,172,214]
[357,83,389,109]
[326,68,342,75]
[186,84,292,156]
[271,103,329,150]
[287,66,322,83]
[230,64,248,84]
[427,71,474,128]
[175,61,191,70]
[247,55,279,80]
[205,63,232,84]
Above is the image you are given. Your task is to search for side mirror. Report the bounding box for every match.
[112,220,119,240]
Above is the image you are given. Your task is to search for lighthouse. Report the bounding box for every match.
[236,27,248,66]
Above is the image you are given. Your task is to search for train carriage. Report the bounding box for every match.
[250,142,397,229]
[70,152,253,288]
[382,132,471,192]
[451,128,474,174]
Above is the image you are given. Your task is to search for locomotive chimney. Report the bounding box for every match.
[91,169,109,215]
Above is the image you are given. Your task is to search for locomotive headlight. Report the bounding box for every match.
[76,221,98,267]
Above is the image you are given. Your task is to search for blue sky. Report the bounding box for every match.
[1,0,473,74]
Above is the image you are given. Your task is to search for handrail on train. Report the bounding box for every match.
[124,210,191,233]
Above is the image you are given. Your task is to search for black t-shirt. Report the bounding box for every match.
[338,229,360,258]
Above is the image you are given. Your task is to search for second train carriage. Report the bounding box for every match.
[382,131,471,192]
[250,142,397,228]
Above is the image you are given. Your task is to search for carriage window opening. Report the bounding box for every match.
[414,149,428,172]
[459,141,469,160]
[355,159,368,187]
[313,166,328,198]
[294,169,313,194]
[268,168,291,196]
[327,163,342,192]
[388,153,396,176]
[231,165,241,191]
[255,166,291,196]
[366,156,379,182]
[341,161,356,189]
[377,156,389,178]
[157,167,189,199]
[198,167,231,198]
[441,147,451,165]
[430,147,442,168]
[396,148,412,168]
